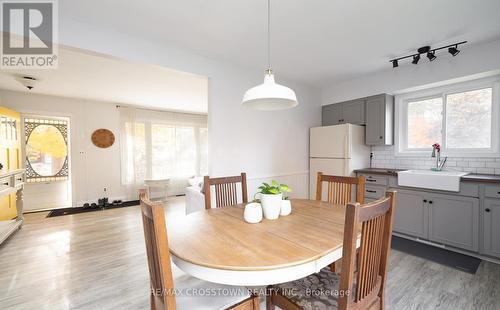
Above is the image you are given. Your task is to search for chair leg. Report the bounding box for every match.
[330,259,342,273]
[150,294,156,310]
[330,262,336,273]
[252,294,260,310]
[266,286,275,310]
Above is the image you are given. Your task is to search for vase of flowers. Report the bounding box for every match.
[255,180,291,220]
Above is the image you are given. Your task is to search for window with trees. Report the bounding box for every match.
[119,107,208,187]
[396,77,499,156]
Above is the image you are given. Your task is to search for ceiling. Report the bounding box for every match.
[0,47,208,113]
[60,0,500,86]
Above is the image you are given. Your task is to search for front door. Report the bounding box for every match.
[22,116,71,211]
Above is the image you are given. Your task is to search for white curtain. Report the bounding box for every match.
[119,107,208,199]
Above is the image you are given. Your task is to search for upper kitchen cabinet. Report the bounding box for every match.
[365,94,394,145]
[322,99,365,126]
[322,103,342,126]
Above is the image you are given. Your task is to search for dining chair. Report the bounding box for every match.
[266,191,397,310]
[316,172,366,204]
[316,172,366,272]
[139,189,259,310]
[203,172,248,209]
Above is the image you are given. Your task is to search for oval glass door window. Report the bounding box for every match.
[26,124,68,176]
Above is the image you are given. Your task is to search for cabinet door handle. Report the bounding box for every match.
[379,136,383,139]
[423,199,427,203]
[366,179,376,182]
[497,192,500,194]
[366,190,377,193]
[428,201,433,204]
[2,182,8,186]
[485,208,491,212]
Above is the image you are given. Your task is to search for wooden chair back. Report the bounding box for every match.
[338,191,397,310]
[316,172,365,204]
[203,173,248,209]
[139,189,176,310]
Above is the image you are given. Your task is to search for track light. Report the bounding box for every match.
[427,51,436,61]
[389,41,466,68]
[448,46,460,56]
[412,55,420,65]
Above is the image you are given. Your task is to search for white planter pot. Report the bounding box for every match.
[244,202,263,224]
[280,199,292,216]
[260,193,282,220]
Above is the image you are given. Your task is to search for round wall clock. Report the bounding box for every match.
[91,129,115,148]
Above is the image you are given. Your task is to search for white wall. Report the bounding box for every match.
[54,17,321,201]
[322,39,500,104]
[0,90,124,208]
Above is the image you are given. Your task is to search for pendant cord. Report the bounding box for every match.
[267,0,271,71]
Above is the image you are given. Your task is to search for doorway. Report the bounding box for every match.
[21,116,72,211]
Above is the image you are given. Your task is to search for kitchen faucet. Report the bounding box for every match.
[431,143,447,171]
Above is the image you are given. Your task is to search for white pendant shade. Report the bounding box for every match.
[242,73,298,110]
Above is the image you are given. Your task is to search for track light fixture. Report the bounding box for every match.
[389,41,466,68]
[412,54,420,65]
[448,45,460,56]
[427,51,436,61]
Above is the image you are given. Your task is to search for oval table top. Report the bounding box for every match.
[168,199,354,286]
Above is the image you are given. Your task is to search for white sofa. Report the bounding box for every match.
[185,185,205,215]
[185,177,245,215]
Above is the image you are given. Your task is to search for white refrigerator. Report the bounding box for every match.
[309,124,370,199]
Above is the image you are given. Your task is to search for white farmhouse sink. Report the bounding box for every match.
[397,170,469,192]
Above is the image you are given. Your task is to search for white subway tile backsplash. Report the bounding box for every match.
[469,162,486,168]
[485,162,500,168]
[477,168,495,174]
[370,146,500,175]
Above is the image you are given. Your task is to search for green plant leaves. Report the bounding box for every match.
[256,180,292,195]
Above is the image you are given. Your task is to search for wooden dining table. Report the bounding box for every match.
[168,198,358,286]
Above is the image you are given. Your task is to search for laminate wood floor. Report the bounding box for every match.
[0,197,499,310]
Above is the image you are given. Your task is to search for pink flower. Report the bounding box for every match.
[432,143,441,152]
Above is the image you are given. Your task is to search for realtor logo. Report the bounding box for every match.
[1,0,58,69]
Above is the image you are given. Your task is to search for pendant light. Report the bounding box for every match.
[242,0,298,110]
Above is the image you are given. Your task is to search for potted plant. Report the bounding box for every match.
[255,180,291,220]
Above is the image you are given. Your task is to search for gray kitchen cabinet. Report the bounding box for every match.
[483,199,500,258]
[322,104,342,126]
[364,185,386,199]
[393,190,428,239]
[356,172,500,259]
[365,94,394,145]
[342,100,365,124]
[322,100,365,126]
[428,194,479,251]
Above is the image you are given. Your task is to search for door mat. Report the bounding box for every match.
[391,236,481,274]
[46,200,139,218]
